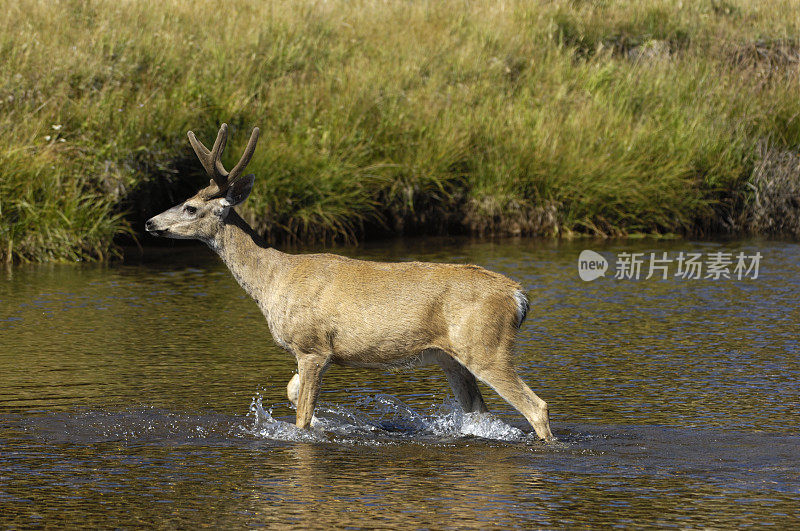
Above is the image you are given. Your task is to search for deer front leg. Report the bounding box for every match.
[295,355,330,429]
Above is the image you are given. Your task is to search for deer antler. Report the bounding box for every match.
[187,123,260,194]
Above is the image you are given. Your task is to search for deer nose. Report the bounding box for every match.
[145,219,156,232]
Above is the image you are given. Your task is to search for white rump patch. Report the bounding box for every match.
[513,289,529,328]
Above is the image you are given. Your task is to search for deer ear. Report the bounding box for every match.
[221,174,255,207]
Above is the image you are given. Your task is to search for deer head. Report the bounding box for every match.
[145,123,260,241]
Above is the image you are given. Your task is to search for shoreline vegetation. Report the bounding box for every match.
[1,0,799,263]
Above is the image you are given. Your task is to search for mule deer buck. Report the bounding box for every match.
[145,123,554,440]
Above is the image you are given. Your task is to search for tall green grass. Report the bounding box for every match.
[1,0,799,262]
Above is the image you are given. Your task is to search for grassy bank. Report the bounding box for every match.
[1,0,799,262]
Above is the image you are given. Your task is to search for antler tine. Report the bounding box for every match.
[226,127,260,182]
[187,124,230,190]
[209,123,228,177]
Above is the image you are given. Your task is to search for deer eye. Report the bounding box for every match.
[184,205,197,215]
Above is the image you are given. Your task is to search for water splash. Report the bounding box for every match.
[246,393,530,444]
[17,395,536,447]
[245,395,323,442]
[426,401,526,441]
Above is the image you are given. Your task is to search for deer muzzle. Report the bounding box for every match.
[144,217,166,237]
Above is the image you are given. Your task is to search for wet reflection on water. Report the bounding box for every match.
[1,238,798,527]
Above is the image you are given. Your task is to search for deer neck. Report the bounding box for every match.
[208,209,284,304]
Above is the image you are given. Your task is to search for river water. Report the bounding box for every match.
[1,238,798,527]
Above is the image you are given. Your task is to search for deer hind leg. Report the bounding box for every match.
[294,354,330,429]
[438,355,488,413]
[460,350,553,441]
[287,373,300,408]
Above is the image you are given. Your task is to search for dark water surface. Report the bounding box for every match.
[1,238,798,527]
